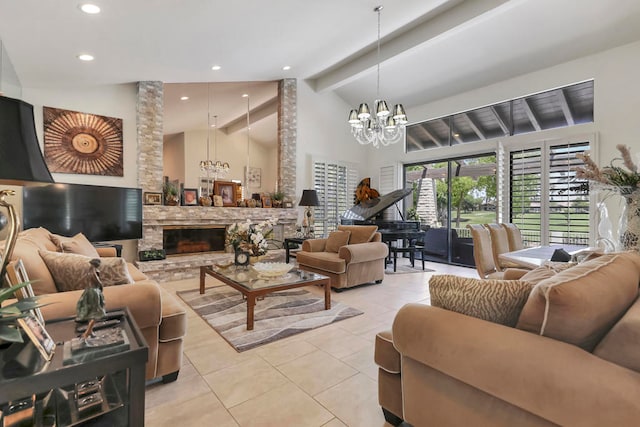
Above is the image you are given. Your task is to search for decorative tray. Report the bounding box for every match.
[251,262,293,278]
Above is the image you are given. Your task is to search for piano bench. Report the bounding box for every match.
[388,246,420,272]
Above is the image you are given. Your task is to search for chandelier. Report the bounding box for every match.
[200,85,230,178]
[348,5,408,148]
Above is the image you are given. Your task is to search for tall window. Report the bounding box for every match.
[509,140,590,246]
[312,159,358,237]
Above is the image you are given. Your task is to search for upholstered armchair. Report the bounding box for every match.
[296,225,389,290]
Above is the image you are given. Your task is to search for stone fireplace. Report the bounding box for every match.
[163,225,226,256]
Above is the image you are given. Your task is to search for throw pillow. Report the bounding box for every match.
[516,252,640,351]
[429,274,534,327]
[51,232,100,258]
[519,261,577,285]
[337,225,378,244]
[326,230,351,253]
[39,250,133,292]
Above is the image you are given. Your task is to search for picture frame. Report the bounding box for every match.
[6,260,44,325]
[214,181,237,207]
[143,191,162,205]
[245,166,261,188]
[261,196,272,208]
[199,176,214,198]
[182,188,198,206]
[283,201,293,208]
[17,314,56,361]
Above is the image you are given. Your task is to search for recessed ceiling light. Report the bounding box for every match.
[180,96,189,101]
[77,54,94,61]
[282,65,291,71]
[242,94,249,98]
[80,4,101,14]
[211,65,221,71]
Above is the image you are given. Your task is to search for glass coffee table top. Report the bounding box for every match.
[209,265,328,290]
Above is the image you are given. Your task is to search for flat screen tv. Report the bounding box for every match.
[22,183,142,242]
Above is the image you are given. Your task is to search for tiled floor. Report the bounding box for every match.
[144,260,476,427]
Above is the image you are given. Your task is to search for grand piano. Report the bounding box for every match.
[340,188,424,244]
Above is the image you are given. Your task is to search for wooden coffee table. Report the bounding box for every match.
[199,265,331,330]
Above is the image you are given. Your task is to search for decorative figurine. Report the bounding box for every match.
[76,258,106,339]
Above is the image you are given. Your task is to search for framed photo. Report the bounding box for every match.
[245,166,261,188]
[6,260,44,325]
[214,181,237,207]
[18,314,56,361]
[143,191,162,205]
[199,177,214,198]
[261,196,272,208]
[182,188,198,206]
[283,201,293,208]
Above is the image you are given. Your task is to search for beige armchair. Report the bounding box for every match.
[296,225,389,289]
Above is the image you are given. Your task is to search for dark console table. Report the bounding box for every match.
[0,308,148,426]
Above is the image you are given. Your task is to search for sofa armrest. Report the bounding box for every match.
[339,241,388,264]
[393,303,640,426]
[302,238,327,252]
[96,247,117,257]
[39,282,162,330]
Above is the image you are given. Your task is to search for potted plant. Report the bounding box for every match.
[0,281,43,343]
[271,190,285,208]
[163,181,179,206]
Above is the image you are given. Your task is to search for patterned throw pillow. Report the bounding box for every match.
[39,250,133,292]
[429,275,534,327]
[50,232,100,258]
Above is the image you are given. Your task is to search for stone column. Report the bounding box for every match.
[278,79,297,202]
[137,81,164,192]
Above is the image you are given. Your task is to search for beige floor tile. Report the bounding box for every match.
[203,356,289,408]
[305,327,371,359]
[341,343,379,381]
[256,339,318,366]
[315,373,387,427]
[277,350,357,396]
[145,392,238,427]
[145,362,211,409]
[229,382,333,427]
[322,418,348,427]
[186,339,254,376]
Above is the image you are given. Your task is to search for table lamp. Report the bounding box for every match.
[298,189,319,238]
[0,95,54,282]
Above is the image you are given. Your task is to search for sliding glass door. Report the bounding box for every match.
[405,153,497,266]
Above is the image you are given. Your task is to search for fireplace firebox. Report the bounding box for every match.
[163,225,226,256]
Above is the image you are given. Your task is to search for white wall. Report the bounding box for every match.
[181,129,276,195]
[21,84,139,189]
[367,39,640,174]
[163,133,185,183]
[297,80,370,197]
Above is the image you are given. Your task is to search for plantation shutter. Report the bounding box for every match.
[509,141,590,246]
[379,165,397,220]
[313,159,358,237]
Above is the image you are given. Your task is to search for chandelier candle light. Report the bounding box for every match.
[348,5,408,148]
[200,84,230,181]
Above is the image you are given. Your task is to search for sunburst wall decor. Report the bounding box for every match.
[43,106,123,176]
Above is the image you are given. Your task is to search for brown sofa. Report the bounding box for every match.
[295,225,389,289]
[376,252,640,426]
[5,227,187,383]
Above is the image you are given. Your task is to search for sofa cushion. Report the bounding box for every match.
[296,251,346,274]
[429,275,534,327]
[593,295,640,373]
[51,232,100,258]
[326,230,351,253]
[39,250,134,292]
[519,261,576,285]
[337,225,378,244]
[516,252,640,351]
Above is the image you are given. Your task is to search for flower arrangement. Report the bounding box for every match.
[226,218,278,257]
[576,144,640,193]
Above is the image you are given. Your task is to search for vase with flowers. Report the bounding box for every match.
[225,218,278,260]
[576,144,640,251]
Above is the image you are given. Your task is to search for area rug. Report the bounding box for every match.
[177,286,363,352]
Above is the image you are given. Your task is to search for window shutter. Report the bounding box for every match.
[313,159,358,237]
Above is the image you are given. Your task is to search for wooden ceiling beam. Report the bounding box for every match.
[522,99,542,131]
[558,89,575,126]
[463,113,486,139]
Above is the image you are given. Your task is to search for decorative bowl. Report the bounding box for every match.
[251,262,293,278]
[215,259,234,269]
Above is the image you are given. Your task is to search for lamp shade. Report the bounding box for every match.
[299,189,320,207]
[0,95,54,184]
